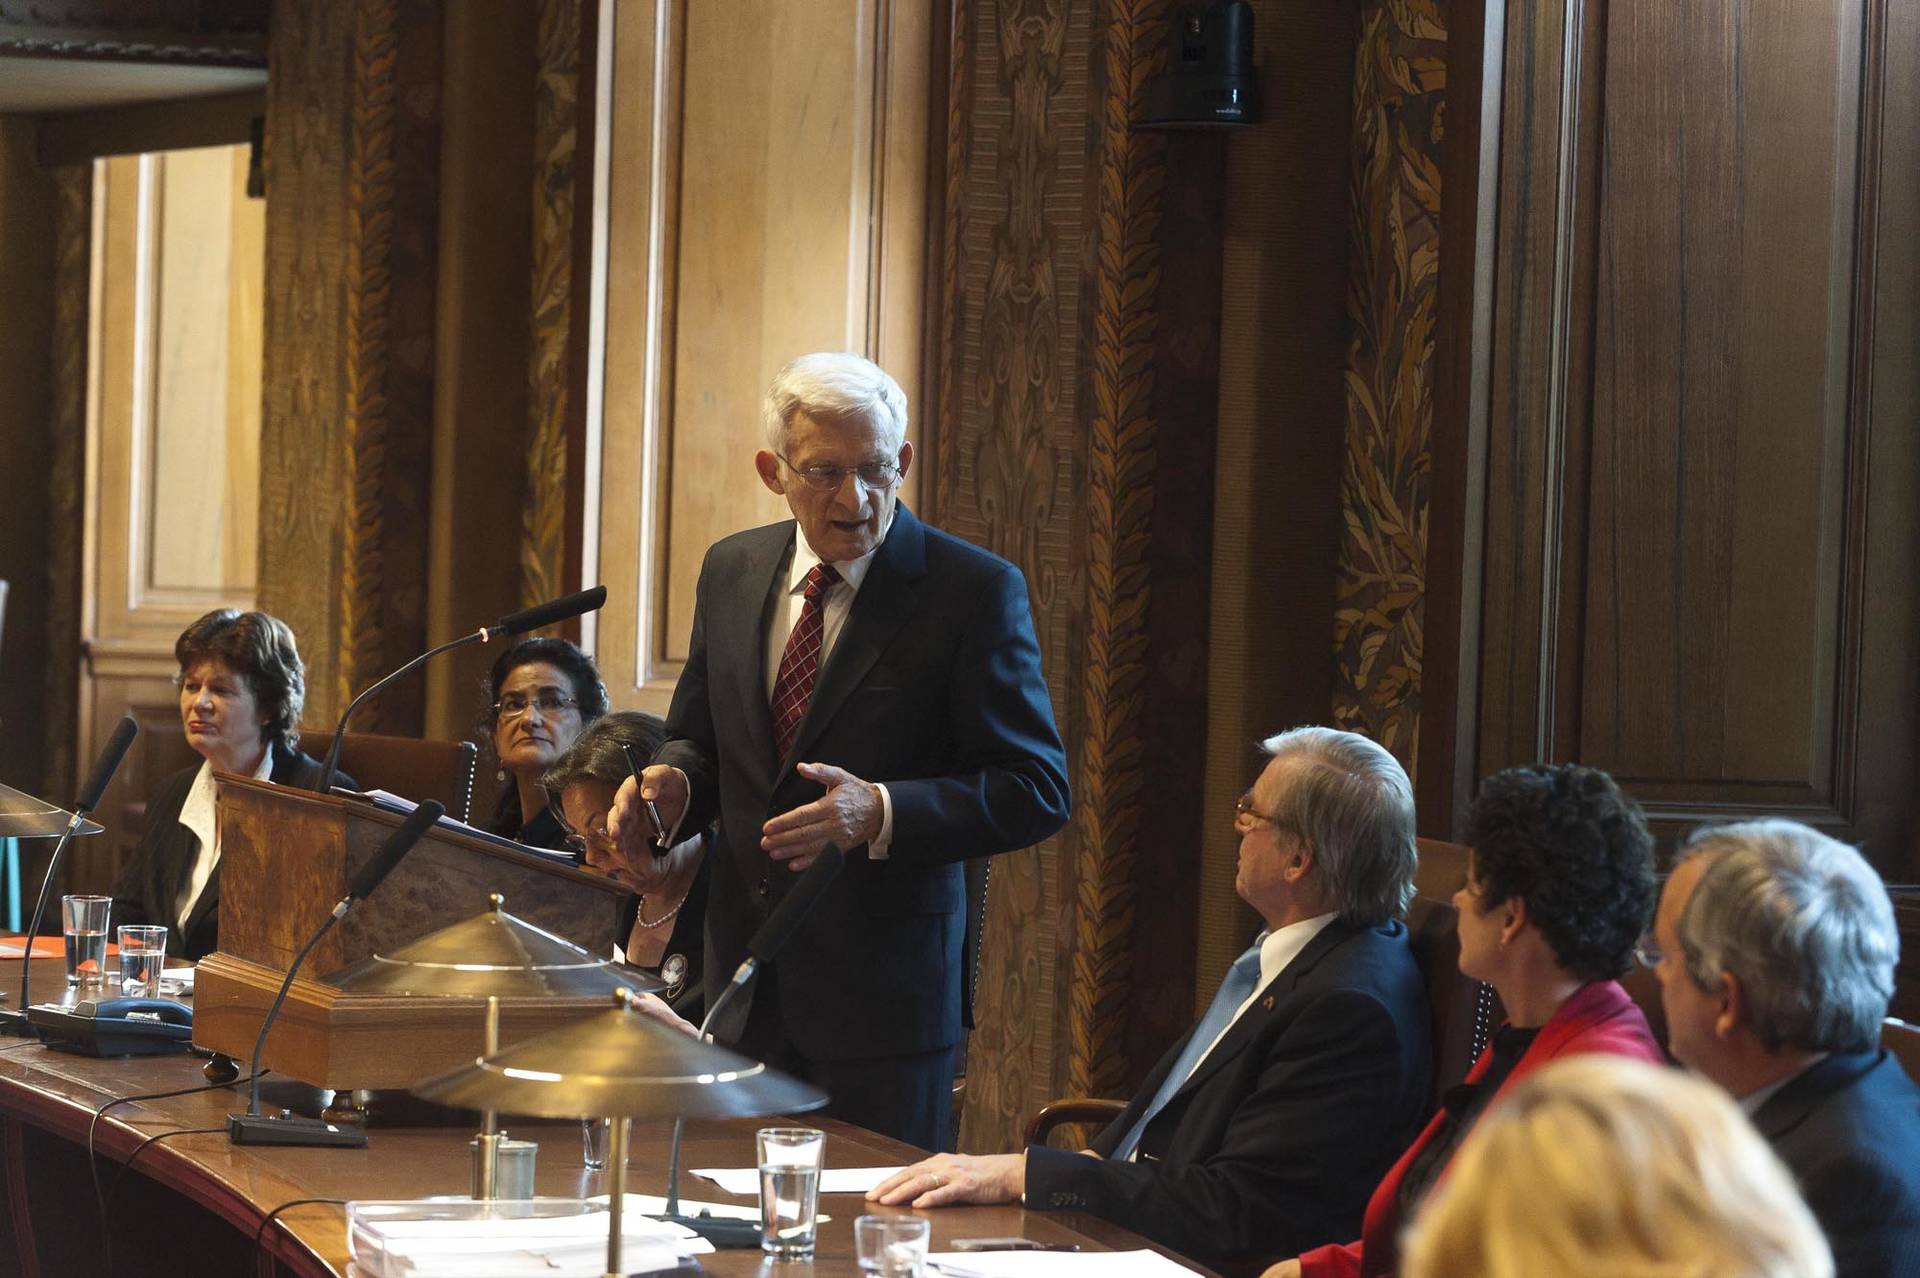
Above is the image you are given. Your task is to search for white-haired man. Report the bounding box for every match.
[609,352,1070,1150]
[1650,819,1920,1276]
[869,727,1433,1269]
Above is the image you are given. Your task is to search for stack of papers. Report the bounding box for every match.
[927,1250,1207,1277]
[348,1201,710,1278]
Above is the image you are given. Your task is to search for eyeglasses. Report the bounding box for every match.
[494,690,580,719]
[1234,791,1283,829]
[774,451,903,493]
[561,824,611,856]
[1632,935,1664,969]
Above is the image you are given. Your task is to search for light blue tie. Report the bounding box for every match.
[1108,941,1265,1161]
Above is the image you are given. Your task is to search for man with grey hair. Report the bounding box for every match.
[609,352,1069,1150]
[1650,818,1920,1275]
[868,726,1432,1268]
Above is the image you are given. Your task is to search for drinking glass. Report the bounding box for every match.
[117,925,168,997]
[581,1117,611,1169]
[756,1126,824,1258]
[62,895,110,988]
[856,1214,932,1276]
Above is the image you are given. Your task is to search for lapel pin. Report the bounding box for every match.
[1262,994,1275,1012]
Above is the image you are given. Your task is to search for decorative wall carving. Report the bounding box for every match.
[258,0,354,722]
[941,0,1172,1150]
[42,165,91,802]
[338,0,400,717]
[521,0,580,609]
[1069,0,1166,1107]
[944,0,1086,1153]
[1330,0,1446,773]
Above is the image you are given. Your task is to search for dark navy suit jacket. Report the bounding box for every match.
[1754,1048,1920,1277]
[655,504,1070,1064]
[1025,919,1432,1266]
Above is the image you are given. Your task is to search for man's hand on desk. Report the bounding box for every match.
[609,765,689,856]
[760,762,882,871]
[867,1152,1026,1208]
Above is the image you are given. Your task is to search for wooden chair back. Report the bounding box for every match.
[297,732,478,824]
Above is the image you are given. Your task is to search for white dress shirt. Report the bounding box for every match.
[763,528,896,857]
[175,747,276,921]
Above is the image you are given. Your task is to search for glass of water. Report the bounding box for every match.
[856,1214,932,1276]
[117,925,168,997]
[61,895,111,988]
[756,1126,825,1258]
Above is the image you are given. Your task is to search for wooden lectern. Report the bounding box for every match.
[194,774,634,1090]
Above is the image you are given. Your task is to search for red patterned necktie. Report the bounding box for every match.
[770,562,841,759]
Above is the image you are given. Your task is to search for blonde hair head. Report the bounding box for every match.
[1403,1055,1832,1278]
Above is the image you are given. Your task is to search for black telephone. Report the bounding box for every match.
[28,996,194,1057]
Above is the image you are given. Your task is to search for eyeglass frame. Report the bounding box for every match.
[1234,791,1300,839]
[773,449,905,493]
[1632,935,1665,969]
[492,690,581,720]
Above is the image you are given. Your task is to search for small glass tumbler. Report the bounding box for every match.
[856,1214,932,1276]
[117,925,168,997]
[581,1117,611,1170]
[756,1126,825,1259]
[61,895,111,988]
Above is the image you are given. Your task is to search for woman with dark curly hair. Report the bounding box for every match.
[482,637,608,850]
[110,609,350,960]
[1271,764,1663,1278]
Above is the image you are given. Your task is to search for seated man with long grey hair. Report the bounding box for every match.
[867,726,1433,1270]
[1648,818,1920,1276]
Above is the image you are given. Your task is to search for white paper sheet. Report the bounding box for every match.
[690,1165,905,1196]
[926,1249,1206,1277]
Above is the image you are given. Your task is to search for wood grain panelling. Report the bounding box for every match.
[521,0,580,611]
[1457,0,1920,871]
[1330,0,1445,771]
[588,0,929,711]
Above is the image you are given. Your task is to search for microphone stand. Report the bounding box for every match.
[0,809,96,1036]
[652,975,767,1248]
[225,894,368,1146]
[317,631,488,796]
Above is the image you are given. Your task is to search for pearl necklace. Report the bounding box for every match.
[634,888,689,930]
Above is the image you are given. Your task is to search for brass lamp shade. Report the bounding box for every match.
[411,991,829,1120]
[0,782,102,838]
[322,895,664,997]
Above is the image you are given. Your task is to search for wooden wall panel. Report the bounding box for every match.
[1450,0,1920,872]
[587,0,929,711]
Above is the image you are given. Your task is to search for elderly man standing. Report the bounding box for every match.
[869,727,1432,1268]
[1650,818,1920,1276]
[609,352,1069,1151]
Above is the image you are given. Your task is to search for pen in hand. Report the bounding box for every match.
[620,741,669,855]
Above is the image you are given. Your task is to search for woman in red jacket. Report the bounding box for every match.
[1265,764,1663,1278]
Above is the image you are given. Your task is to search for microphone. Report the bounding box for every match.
[315,586,607,794]
[660,845,845,1237]
[1,717,138,1037]
[226,801,443,1146]
[488,585,607,640]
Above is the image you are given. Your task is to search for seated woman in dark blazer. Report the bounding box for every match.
[481,637,608,851]
[111,609,349,961]
[1269,764,1664,1278]
[543,711,709,1020]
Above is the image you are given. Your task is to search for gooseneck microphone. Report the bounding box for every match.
[0,716,138,1036]
[226,801,443,1146]
[315,585,607,795]
[660,845,846,1239]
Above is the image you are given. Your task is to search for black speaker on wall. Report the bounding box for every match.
[1141,1,1259,129]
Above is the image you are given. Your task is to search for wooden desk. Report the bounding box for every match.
[0,962,1215,1276]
